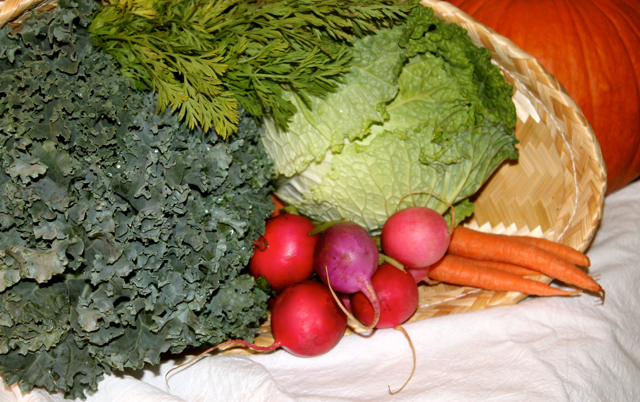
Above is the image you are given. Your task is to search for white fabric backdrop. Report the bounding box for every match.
[4,180,640,402]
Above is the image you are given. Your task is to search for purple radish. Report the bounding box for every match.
[407,265,433,284]
[313,221,381,329]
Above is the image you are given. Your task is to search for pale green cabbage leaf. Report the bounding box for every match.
[261,6,518,231]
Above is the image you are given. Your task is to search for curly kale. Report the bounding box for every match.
[0,0,274,398]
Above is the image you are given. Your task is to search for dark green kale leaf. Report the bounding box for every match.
[0,0,274,398]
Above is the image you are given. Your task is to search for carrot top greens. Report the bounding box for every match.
[89,0,417,138]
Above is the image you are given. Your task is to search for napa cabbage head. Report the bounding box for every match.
[261,6,518,232]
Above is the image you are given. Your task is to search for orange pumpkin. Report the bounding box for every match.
[446,0,640,194]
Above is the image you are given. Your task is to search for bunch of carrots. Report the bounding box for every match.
[431,225,603,299]
[272,194,604,300]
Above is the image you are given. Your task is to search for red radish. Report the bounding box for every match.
[336,291,353,314]
[270,280,348,357]
[381,206,451,268]
[313,221,381,329]
[249,213,318,293]
[350,263,419,328]
[350,263,420,394]
[165,280,348,383]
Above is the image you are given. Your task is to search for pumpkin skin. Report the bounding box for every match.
[446,0,640,194]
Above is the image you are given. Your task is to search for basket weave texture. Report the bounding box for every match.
[1,0,607,354]
[0,0,56,27]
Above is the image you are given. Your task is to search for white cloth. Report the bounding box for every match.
[4,181,640,402]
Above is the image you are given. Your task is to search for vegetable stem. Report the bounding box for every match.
[379,253,406,272]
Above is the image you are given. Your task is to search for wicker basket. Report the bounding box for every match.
[1,0,607,353]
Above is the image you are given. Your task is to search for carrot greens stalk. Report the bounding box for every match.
[89,0,414,137]
[428,255,581,297]
[448,226,603,295]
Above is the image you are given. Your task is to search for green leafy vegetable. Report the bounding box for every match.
[0,0,274,398]
[262,6,518,231]
[88,0,417,138]
[255,276,276,298]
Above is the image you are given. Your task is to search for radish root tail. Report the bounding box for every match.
[164,340,280,389]
[397,190,456,234]
[324,266,377,332]
[388,325,416,395]
[362,280,381,329]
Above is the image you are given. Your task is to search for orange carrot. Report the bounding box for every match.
[466,257,540,277]
[428,255,581,297]
[271,193,287,217]
[505,235,591,267]
[448,226,603,294]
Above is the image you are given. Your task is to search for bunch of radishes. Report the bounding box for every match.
[168,200,598,391]
[247,205,452,360]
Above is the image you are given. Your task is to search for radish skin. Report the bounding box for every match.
[271,280,348,357]
[350,263,419,328]
[249,214,318,293]
[314,221,382,329]
[381,206,451,268]
[165,280,348,385]
[408,266,432,284]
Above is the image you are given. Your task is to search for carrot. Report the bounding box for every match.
[428,255,581,297]
[271,193,287,217]
[467,258,540,277]
[504,235,591,267]
[448,226,603,295]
